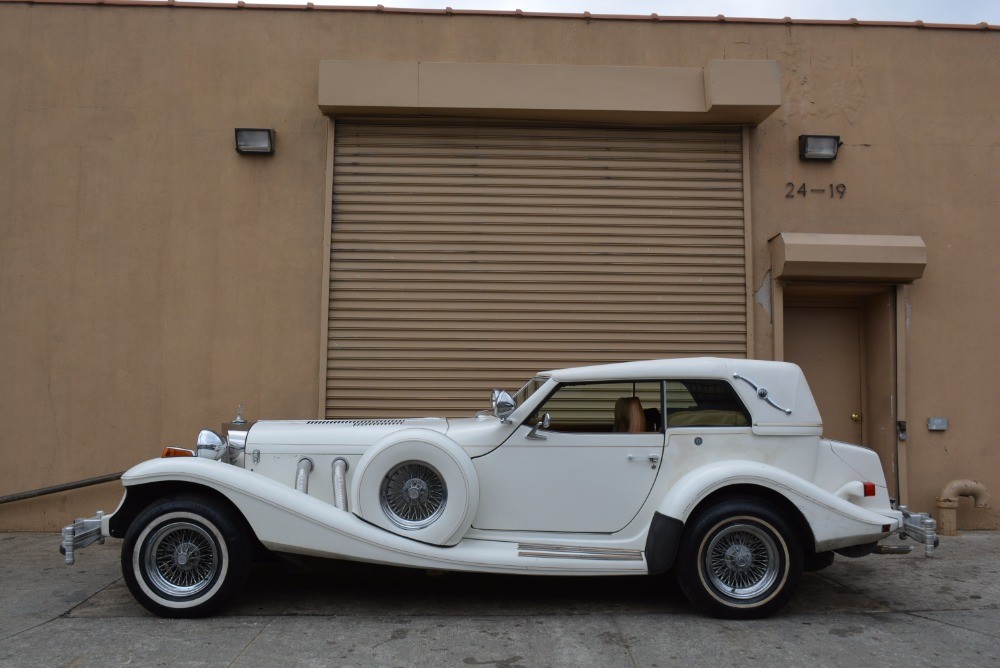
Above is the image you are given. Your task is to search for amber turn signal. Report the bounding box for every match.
[161,447,195,458]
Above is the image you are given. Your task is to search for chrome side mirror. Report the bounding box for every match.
[527,413,551,440]
[492,389,516,423]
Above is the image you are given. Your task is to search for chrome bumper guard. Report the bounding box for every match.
[60,511,105,565]
[897,506,938,557]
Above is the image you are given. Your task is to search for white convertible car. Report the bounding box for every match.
[61,358,937,619]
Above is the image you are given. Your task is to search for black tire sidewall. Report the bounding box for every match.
[121,495,251,618]
[676,498,802,619]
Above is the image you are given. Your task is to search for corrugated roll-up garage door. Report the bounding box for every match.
[327,118,747,418]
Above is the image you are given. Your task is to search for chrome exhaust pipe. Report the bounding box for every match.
[295,458,314,493]
[332,458,349,511]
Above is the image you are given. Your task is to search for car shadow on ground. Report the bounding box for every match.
[223,557,688,617]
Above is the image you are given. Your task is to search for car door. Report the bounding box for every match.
[472,380,664,533]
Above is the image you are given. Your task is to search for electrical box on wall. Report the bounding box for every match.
[927,417,949,431]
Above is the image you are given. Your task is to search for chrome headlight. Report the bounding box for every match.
[196,429,227,460]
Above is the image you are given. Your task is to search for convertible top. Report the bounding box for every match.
[540,357,822,431]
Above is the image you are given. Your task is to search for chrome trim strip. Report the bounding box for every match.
[518,551,645,561]
[517,543,644,561]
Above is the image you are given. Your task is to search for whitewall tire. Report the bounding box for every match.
[675,497,802,619]
[351,430,480,546]
[121,495,252,618]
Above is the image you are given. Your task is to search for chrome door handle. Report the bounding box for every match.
[627,454,660,469]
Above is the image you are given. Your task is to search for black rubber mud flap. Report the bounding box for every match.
[644,512,684,575]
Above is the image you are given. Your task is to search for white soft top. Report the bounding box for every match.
[541,357,822,432]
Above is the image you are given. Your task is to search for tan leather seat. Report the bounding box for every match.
[614,397,647,433]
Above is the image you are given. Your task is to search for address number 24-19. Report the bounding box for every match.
[786,183,847,198]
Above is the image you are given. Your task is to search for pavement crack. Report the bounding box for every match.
[0,574,128,642]
[903,610,1000,639]
[0,617,58,644]
[227,617,274,667]
[59,576,126,618]
[610,614,639,668]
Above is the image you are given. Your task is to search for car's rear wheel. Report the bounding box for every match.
[675,497,802,619]
[121,495,251,618]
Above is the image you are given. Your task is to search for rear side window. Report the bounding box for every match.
[666,379,750,428]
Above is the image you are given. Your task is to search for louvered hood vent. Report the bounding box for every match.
[306,419,407,427]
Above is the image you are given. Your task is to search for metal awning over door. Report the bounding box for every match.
[326,118,747,418]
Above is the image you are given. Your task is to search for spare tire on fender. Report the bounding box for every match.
[350,429,480,546]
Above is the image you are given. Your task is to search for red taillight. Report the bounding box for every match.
[863,482,876,497]
[161,447,195,458]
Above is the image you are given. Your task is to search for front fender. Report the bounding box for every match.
[656,461,899,551]
[117,457,470,567]
[115,457,631,575]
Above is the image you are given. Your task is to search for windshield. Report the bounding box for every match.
[512,376,548,407]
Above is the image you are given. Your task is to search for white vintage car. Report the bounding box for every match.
[61,358,936,619]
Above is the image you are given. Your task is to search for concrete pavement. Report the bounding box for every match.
[1,531,998,667]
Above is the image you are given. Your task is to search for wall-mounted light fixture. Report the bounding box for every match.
[798,134,841,161]
[235,128,275,155]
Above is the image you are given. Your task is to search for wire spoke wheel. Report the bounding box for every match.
[123,498,252,618]
[144,521,220,598]
[380,461,447,530]
[676,499,802,619]
[704,523,779,599]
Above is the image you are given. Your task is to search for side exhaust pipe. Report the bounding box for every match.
[332,458,349,511]
[295,458,314,493]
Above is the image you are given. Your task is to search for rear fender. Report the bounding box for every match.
[656,461,897,552]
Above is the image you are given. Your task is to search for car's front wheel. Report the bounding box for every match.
[121,494,251,618]
[675,497,802,619]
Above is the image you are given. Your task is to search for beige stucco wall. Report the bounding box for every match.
[1,3,996,530]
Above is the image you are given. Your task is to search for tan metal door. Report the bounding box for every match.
[784,306,864,443]
[326,118,748,418]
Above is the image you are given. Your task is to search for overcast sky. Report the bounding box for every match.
[233,1,1000,24]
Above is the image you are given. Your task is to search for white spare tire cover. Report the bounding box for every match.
[350,429,479,546]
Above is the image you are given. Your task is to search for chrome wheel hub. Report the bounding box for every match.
[144,521,219,597]
[705,523,780,599]
[380,461,447,530]
[404,478,428,502]
[725,544,754,571]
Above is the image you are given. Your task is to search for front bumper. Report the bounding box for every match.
[60,511,107,565]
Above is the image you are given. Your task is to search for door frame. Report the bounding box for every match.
[772,280,910,504]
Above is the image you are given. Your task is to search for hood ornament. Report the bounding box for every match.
[233,403,246,425]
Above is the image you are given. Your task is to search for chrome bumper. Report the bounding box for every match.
[60,511,106,565]
[897,506,938,557]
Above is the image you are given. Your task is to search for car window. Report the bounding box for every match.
[529,381,663,433]
[666,379,750,428]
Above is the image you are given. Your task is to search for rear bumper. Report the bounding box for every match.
[897,506,938,556]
